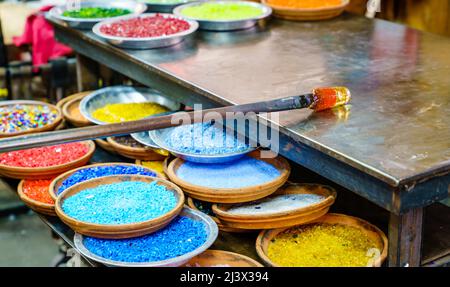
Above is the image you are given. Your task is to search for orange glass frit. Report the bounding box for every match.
[267,0,343,9]
[23,179,55,204]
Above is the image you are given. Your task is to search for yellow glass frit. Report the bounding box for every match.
[92,102,169,123]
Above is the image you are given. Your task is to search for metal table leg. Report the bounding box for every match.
[388,208,424,267]
[76,54,99,92]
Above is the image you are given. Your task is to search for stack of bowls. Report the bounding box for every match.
[79,86,181,161]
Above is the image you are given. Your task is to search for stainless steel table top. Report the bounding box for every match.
[48,14,450,187]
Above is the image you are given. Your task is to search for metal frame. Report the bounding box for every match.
[46,17,450,267]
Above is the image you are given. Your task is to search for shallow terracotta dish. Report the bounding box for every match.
[49,162,164,201]
[162,156,173,177]
[183,250,263,267]
[0,100,62,138]
[56,94,76,109]
[262,0,349,21]
[187,197,249,233]
[62,95,92,127]
[107,136,167,161]
[55,175,185,239]
[135,158,169,179]
[256,213,388,267]
[57,91,91,109]
[94,139,117,154]
[166,150,291,203]
[54,119,66,131]
[0,141,95,179]
[213,183,336,229]
[17,180,56,216]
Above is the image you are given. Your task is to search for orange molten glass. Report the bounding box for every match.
[312,87,351,111]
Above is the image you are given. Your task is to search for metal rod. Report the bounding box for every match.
[0,87,350,152]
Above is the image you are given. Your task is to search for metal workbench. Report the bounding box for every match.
[44,13,450,267]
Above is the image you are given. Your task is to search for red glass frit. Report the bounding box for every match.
[99,14,191,38]
[0,142,88,167]
[312,87,351,111]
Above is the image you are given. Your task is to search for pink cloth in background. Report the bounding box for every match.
[12,5,72,66]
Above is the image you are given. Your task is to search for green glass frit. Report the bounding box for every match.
[62,7,132,19]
